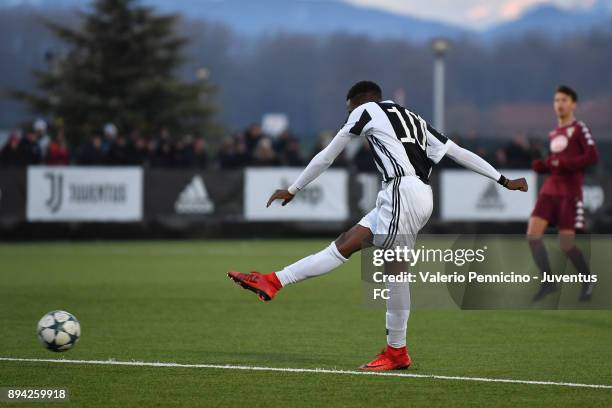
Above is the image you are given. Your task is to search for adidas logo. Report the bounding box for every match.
[174,175,215,214]
[476,182,505,210]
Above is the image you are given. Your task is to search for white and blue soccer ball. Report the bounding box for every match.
[37,311,81,352]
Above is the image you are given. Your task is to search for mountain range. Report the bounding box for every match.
[487,2,612,40]
[1,0,611,42]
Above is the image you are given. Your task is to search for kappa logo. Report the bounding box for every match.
[174,175,214,214]
[476,182,505,210]
[45,172,63,213]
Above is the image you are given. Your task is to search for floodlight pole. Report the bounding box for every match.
[432,39,449,134]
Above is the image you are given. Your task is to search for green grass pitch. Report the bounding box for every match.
[1,240,611,407]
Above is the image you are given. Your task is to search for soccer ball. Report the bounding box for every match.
[37,310,81,352]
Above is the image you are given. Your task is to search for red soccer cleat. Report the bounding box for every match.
[227,271,282,302]
[359,345,412,371]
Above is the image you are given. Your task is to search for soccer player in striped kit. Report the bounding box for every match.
[529,85,599,301]
[229,81,528,370]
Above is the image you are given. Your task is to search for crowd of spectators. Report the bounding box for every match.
[217,124,306,169]
[439,133,546,170]
[0,121,214,169]
[0,119,545,171]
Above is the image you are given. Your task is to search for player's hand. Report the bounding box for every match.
[504,178,528,192]
[531,159,549,173]
[266,189,295,207]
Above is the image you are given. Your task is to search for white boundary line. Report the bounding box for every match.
[1,357,611,390]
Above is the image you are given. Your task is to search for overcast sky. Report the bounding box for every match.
[344,0,601,29]
[1,0,609,29]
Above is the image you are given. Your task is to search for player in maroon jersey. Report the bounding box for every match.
[528,85,599,301]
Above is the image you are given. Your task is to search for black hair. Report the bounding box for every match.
[346,81,382,101]
[556,85,578,102]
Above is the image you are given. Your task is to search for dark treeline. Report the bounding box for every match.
[1,5,611,137]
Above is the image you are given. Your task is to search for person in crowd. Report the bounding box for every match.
[505,133,533,168]
[46,129,70,165]
[102,123,118,156]
[174,134,191,167]
[192,137,209,169]
[125,131,149,166]
[234,135,250,167]
[280,137,304,167]
[34,118,50,161]
[528,138,546,161]
[108,135,130,165]
[218,134,250,169]
[217,137,238,169]
[77,135,105,165]
[0,130,22,167]
[273,130,291,155]
[251,138,280,167]
[244,124,264,158]
[494,148,508,168]
[353,139,377,173]
[18,131,42,165]
[151,128,174,167]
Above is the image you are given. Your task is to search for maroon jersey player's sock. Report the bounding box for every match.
[528,238,552,276]
[565,246,591,277]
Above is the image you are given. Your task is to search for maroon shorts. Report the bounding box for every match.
[531,194,584,230]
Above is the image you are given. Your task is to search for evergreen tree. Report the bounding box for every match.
[13,0,216,142]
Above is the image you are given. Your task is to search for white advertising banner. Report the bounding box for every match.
[244,167,348,221]
[440,170,536,221]
[27,166,143,222]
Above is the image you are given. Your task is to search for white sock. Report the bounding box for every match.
[276,242,347,286]
[385,282,410,348]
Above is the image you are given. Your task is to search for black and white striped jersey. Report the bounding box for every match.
[345,100,449,183]
[288,99,502,195]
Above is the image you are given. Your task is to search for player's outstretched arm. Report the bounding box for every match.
[445,140,528,192]
[266,131,352,207]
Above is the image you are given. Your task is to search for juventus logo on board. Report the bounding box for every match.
[45,172,63,213]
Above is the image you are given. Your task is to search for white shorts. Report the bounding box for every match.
[358,176,433,249]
